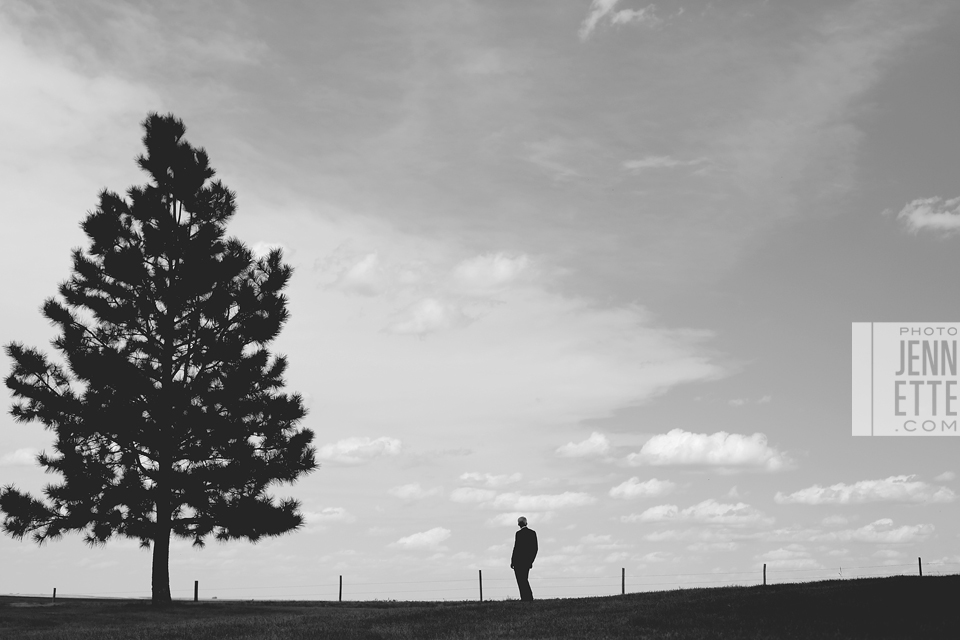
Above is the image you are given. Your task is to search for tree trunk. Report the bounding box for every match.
[151,486,172,605]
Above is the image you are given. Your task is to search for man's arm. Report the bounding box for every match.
[511,531,519,568]
[531,531,538,565]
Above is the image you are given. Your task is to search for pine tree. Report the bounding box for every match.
[1,113,317,605]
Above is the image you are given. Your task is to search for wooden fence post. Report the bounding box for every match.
[53,587,56,602]
[918,557,922,577]
[763,563,766,586]
[339,575,342,602]
[194,580,198,602]
[479,569,483,602]
[622,568,625,595]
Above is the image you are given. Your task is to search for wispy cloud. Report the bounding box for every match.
[388,483,443,500]
[609,477,675,499]
[622,156,708,172]
[622,499,773,526]
[0,448,37,466]
[895,196,960,236]
[775,475,955,505]
[556,432,611,458]
[579,1,661,41]
[812,518,934,544]
[627,429,790,471]
[316,436,402,464]
[389,527,451,550]
[459,472,522,488]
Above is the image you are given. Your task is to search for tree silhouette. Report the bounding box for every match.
[1,113,317,605]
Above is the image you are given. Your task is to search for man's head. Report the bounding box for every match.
[517,516,527,528]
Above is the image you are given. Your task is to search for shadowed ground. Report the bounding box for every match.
[1,575,957,639]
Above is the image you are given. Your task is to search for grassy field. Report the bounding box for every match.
[1,575,957,639]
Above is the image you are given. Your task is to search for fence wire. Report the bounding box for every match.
[4,561,958,601]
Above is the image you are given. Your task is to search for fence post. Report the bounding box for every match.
[622,568,625,595]
[339,575,342,602]
[918,557,922,577]
[479,569,483,602]
[194,580,198,602]
[763,563,766,586]
[53,587,56,602]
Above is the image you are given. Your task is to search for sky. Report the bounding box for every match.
[1,0,959,601]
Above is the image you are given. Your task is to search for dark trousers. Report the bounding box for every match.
[514,566,534,601]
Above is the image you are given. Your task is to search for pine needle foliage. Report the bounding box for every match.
[0,113,318,604]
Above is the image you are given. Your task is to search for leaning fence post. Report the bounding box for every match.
[622,568,625,595]
[918,557,922,577]
[479,569,483,602]
[763,563,766,586]
[53,587,56,602]
[194,580,198,602]
[339,575,342,602]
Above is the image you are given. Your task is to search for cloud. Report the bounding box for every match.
[459,472,522,488]
[384,297,473,336]
[450,253,530,296]
[627,429,790,471]
[389,527,451,550]
[579,1,661,41]
[622,156,708,172]
[774,475,955,505]
[895,196,960,235]
[821,515,852,527]
[490,491,596,511]
[609,477,675,499]
[333,253,388,296]
[316,436,402,464]
[813,519,934,544]
[623,499,773,526]
[0,448,37,466]
[302,507,356,525]
[556,432,611,458]
[934,471,955,482]
[388,483,442,500]
[449,487,498,503]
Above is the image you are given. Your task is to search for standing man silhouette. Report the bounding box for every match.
[510,516,538,601]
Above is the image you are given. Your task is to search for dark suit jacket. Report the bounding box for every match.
[511,526,538,569]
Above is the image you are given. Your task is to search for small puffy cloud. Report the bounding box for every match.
[334,253,387,296]
[556,432,610,458]
[813,518,934,544]
[896,196,960,235]
[623,499,773,526]
[579,0,661,40]
[389,527,451,550]
[609,477,675,499]
[774,475,955,505]
[622,156,708,172]
[821,515,852,527]
[316,436,401,464]
[687,542,739,552]
[627,429,790,471]
[384,297,472,336]
[491,491,596,511]
[934,471,955,482]
[459,472,522,487]
[303,507,355,525]
[0,448,36,466]
[450,487,498,503]
[388,483,442,500]
[450,253,530,295]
